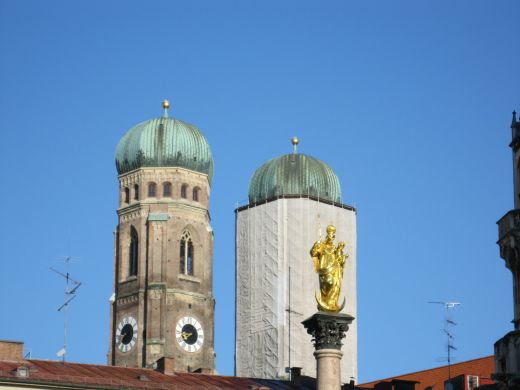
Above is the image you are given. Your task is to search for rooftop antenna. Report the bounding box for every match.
[428,301,461,383]
[50,255,81,362]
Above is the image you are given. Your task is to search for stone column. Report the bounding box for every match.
[302,312,355,390]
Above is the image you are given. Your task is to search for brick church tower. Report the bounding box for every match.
[108,101,216,372]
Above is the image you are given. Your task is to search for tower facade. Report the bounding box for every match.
[109,101,216,372]
[496,110,520,385]
[235,141,357,382]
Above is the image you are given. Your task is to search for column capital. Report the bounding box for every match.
[302,312,355,350]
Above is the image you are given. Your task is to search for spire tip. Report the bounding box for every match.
[291,137,299,154]
[162,100,170,118]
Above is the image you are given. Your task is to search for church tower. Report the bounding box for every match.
[496,110,520,385]
[235,138,357,382]
[109,101,216,373]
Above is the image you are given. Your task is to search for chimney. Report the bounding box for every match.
[156,357,175,375]
[0,340,24,361]
[291,367,302,386]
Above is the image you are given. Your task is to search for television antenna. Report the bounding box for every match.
[428,301,461,381]
[50,255,82,362]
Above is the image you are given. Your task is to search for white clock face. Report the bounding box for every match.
[116,316,138,353]
[175,316,204,353]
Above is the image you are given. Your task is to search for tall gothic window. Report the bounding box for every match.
[129,226,138,276]
[163,182,172,197]
[148,182,157,197]
[134,184,139,201]
[124,187,129,204]
[179,230,194,275]
[192,187,199,202]
[181,184,188,199]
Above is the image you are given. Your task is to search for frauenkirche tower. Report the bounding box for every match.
[109,101,216,373]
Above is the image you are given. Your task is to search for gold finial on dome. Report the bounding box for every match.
[162,99,170,118]
[291,136,299,154]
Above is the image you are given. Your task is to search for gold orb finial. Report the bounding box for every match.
[162,99,170,118]
[291,136,299,154]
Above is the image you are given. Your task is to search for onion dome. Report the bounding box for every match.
[115,100,214,179]
[248,138,341,204]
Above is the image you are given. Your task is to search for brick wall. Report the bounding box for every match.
[0,340,23,360]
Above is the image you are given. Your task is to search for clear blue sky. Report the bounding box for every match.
[0,0,518,383]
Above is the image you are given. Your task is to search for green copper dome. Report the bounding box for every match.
[115,102,213,179]
[248,152,341,204]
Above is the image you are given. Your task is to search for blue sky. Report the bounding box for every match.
[0,0,518,383]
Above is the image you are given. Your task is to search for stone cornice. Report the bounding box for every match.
[166,289,212,300]
[236,194,356,213]
[115,293,139,307]
[118,167,210,186]
[118,200,209,218]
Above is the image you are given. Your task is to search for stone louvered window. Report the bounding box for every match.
[163,182,172,197]
[148,182,157,197]
[181,184,188,199]
[129,226,139,276]
[192,187,199,202]
[179,230,194,276]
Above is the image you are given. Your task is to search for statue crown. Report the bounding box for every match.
[326,225,336,234]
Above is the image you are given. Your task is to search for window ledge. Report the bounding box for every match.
[178,274,201,284]
[121,275,138,284]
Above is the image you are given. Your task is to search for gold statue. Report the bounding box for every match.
[310,224,348,312]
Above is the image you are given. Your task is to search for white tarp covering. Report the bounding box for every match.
[236,197,357,383]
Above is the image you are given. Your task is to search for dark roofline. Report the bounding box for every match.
[235,194,356,213]
[390,379,420,384]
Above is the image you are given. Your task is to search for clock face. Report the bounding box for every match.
[175,316,204,353]
[116,316,138,353]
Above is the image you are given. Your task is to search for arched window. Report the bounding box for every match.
[124,187,130,204]
[179,230,194,276]
[134,184,139,201]
[148,182,157,197]
[192,187,200,202]
[163,182,172,197]
[181,184,188,199]
[129,227,139,276]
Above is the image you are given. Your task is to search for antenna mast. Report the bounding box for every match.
[428,301,460,382]
[50,256,81,362]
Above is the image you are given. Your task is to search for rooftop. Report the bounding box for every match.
[358,356,494,390]
[0,359,319,390]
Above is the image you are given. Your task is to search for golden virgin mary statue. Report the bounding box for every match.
[310,224,348,312]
